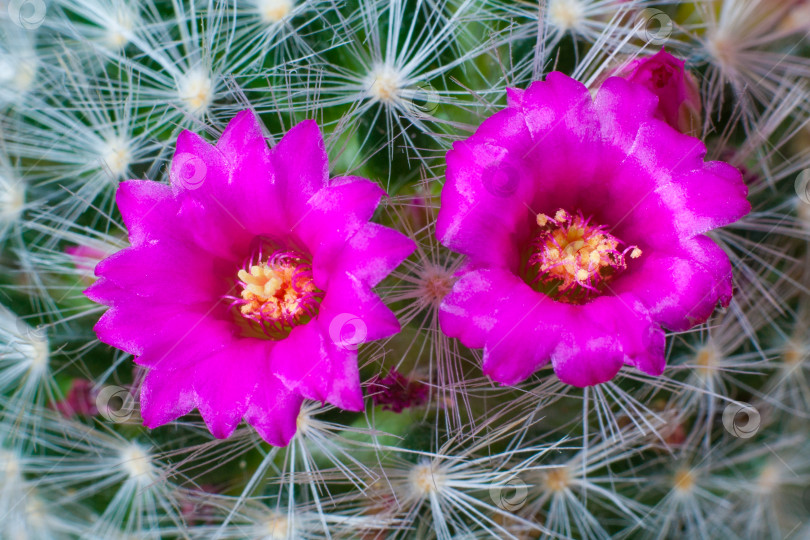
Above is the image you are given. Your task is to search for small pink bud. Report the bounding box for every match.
[54,379,98,418]
[369,368,428,413]
[179,485,219,526]
[613,49,702,135]
[65,244,109,278]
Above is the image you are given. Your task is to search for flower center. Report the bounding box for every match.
[419,269,455,306]
[367,64,403,103]
[549,0,585,31]
[259,0,293,23]
[409,463,446,497]
[650,64,675,88]
[526,209,640,303]
[542,467,570,493]
[673,468,695,494]
[178,69,214,114]
[235,250,322,338]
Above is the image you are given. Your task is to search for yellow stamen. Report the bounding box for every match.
[528,209,640,303]
[237,256,318,325]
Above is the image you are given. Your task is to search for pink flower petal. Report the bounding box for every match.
[193,339,271,439]
[436,142,533,268]
[330,222,416,289]
[271,119,329,223]
[244,372,303,446]
[296,178,386,284]
[95,243,229,303]
[116,180,182,247]
[140,367,197,429]
[270,321,363,411]
[476,269,565,385]
[320,274,401,343]
[615,235,734,331]
[94,299,233,358]
[551,296,662,386]
[656,161,750,239]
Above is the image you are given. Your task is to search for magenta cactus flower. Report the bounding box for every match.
[85,111,415,445]
[436,72,750,388]
[612,49,702,134]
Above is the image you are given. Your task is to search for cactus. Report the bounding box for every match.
[1,1,809,538]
